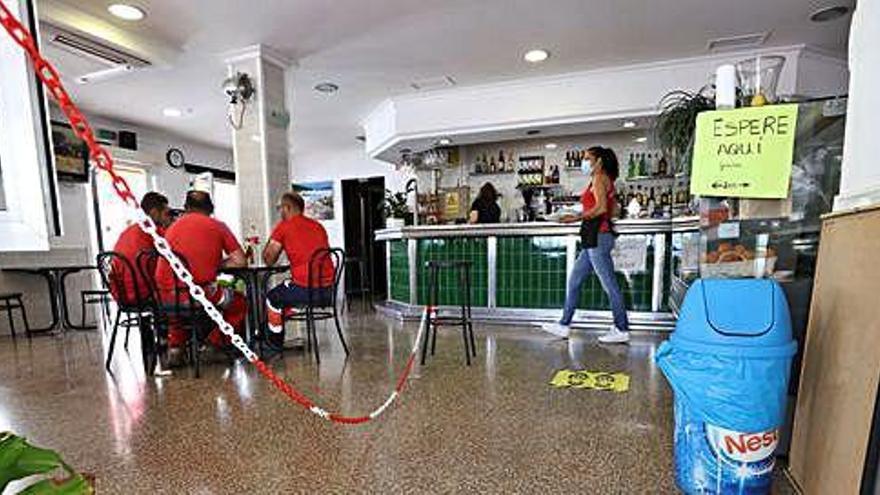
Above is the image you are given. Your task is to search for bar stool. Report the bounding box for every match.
[343,257,373,314]
[421,260,477,366]
[0,293,30,339]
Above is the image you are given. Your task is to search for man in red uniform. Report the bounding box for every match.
[262,191,334,353]
[111,192,172,303]
[155,190,248,365]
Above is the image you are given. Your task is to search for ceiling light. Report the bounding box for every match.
[622,121,637,129]
[524,49,550,63]
[107,4,146,21]
[544,143,558,150]
[436,138,452,146]
[314,82,339,94]
[635,136,648,143]
[162,107,182,118]
[810,5,850,22]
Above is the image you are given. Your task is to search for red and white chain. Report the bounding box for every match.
[0,2,426,424]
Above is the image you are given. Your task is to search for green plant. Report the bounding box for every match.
[653,89,715,173]
[379,190,411,219]
[0,432,92,494]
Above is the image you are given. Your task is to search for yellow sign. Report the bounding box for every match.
[691,104,799,199]
[549,370,630,393]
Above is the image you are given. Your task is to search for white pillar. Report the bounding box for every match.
[224,45,293,239]
[836,0,880,210]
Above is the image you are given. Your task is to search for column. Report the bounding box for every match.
[224,45,293,239]
[836,0,880,210]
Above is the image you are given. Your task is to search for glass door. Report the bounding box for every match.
[94,165,149,251]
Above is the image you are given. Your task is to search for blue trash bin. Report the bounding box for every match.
[657,279,797,494]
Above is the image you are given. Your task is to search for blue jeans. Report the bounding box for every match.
[560,233,629,330]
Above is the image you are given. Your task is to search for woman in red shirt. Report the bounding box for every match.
[543,146,630,343]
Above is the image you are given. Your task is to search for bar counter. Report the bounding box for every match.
[376,217,700,331]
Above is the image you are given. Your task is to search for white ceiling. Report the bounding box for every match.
[35,0,852,154]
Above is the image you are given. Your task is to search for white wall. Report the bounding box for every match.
[837,0,880,210]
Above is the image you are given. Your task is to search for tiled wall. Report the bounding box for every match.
[389,240,410,303]
[416,238,488,306]
[497,237,567,308]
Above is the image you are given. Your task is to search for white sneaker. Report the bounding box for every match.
[598,326,630,344]
[541,323,571,339]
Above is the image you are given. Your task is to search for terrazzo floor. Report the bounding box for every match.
[0,309,796,493]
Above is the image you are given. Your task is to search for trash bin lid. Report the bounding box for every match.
[703,279,773,336]
[672,278,794,351]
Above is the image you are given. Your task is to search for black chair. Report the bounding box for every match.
[80,289,111,328]
[0,293,30,339]
[271,248,349,364]
[421,260,477,366]
[138,249,213,378]
[97,251,156,374]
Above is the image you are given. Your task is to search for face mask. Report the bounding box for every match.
[581,159,592,174]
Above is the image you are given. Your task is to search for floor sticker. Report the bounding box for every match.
[549,369,630,393]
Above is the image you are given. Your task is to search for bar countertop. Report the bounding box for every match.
[375,216,700,240]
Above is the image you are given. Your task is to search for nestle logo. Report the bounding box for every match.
[706,425,778,465]
[724,431,777,456]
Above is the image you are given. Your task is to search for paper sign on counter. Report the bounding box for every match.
[691,104,799,199]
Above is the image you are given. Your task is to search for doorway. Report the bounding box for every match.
[92,164,148,251]
[341,177,387,304]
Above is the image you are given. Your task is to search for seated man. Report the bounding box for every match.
[111,192,172,303]
[262,191,334,352]
[155,190,248,364]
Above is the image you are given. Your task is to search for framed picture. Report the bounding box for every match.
[292,181,335,220]
[51,120,89,182]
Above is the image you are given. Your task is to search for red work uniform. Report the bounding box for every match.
[581,179,616,232]
[155,212,248,349]
[111,223,160,304]
[265,215,333,334]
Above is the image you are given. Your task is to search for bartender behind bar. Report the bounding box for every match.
[469,182,501,224]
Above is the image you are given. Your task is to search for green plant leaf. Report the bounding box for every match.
[0,432,91,494]
[17,473,93,495]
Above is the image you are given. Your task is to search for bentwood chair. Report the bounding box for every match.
[97,251,156,374]
[138,250,211,378]
[270,248,349,364]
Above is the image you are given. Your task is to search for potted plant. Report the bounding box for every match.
[380,190,412,228]
[1,431,94,493]
[653,89,715,175]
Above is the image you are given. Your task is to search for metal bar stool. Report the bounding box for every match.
[0,293,31,339]
[420,260,477,366]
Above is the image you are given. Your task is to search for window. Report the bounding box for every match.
[0,0,57,251]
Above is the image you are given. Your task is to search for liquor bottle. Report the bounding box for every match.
[627,153,637,179]
[499,150,506,171]
[552,165,560,184]
[635,186,645,206]
[658,155,669,177]
[646,153,654,176]
[647,187,657,216]
[638,153,647,177]
[489,155,497,173]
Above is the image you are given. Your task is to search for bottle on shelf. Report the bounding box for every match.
[658,154,669,177]
[635,185,645,207]
[551,165,560,184]
[647,187,657,216]
[638,153,647,177]
[507,151,515,172]
[627,153,637,179]
[646,153,654,176]
[498,150,506,171]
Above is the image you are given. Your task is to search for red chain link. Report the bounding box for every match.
[0,2,425,425]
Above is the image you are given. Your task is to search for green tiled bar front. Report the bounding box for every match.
[575,234,654,312]
[416,237,488,307]
[389,240,410,303]
[497,236,567,308]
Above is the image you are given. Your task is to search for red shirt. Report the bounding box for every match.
[111,223,156,302]
[271,215,333,287]
[156,213,242,289]
[581,178,616,233]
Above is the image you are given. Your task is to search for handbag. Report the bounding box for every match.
[579,217,602,248]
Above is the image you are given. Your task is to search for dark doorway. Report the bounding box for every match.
[341,177,387,306]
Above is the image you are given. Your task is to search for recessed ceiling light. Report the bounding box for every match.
[524,49,550,63]
[436,138,452,146]
[526,129,541,136]
[635,136,648,143]
[810,5,850,22]
[107,4,146,21]
[622,121,637,129]
[162,107,182,118]
[544,143,558,150]
[314,82,339,94]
